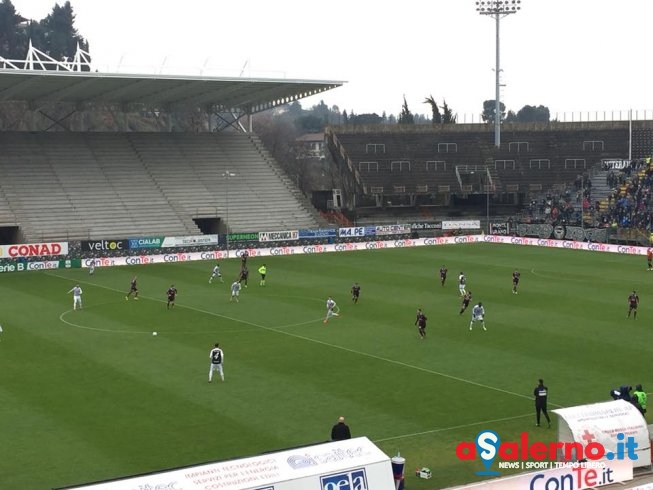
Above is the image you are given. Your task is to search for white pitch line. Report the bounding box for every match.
[58,301,323,335]
[46,272,557,406]
[374,412,534,443]
[59,303,152,334]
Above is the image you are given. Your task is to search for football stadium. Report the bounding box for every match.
[2,8,653,490]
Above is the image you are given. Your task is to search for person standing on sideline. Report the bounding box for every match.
[534,379,551,428]
[166,285,177,309]
[469,302,486,331]
[633,384,648,414]
[258,264,267,286]
[627,290,639,319]
[209,263,223,283]
[324,296,339,324]
[125,276,139,300]
[351,283,361,303]
[647,247,653,271]
[458,272,467,296]
[415,308,427,340]
[230,280,241,302]
[439,265,448,287]
[208,343,224,382]
[68,285,83,310]
[331,416,351,441]
[512,269,521,294]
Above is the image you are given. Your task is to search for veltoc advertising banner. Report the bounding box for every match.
[81,240,128,252]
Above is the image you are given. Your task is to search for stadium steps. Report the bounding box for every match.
[0,131,330,239]
[588,169,614,215]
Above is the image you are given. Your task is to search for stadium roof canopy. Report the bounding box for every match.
[0,69,345,114]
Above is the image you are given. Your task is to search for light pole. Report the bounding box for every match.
[485,173,490,234]
[476,0,521,148]
[222,170,236,258]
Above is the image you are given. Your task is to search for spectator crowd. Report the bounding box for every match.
[519,158,653,234]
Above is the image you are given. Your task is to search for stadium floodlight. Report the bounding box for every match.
[222,171,236,258]
[476,0,521,148]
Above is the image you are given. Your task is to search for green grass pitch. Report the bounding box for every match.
[0,243,651,489]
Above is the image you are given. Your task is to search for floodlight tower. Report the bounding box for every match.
[476,0,521,148]
[222,170,236,258]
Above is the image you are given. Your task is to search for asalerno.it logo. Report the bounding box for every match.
[456,430,638,476]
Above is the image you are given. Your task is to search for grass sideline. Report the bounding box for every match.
[0,243,651,489]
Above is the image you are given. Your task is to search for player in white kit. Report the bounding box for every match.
[209,263,223,283]
[469,302,486,331]
[324,296,340,324]
[68,285,83,310]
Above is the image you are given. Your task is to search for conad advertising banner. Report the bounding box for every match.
[258,230,299,242]
[66,437,395,490]
[161,235,219,248]
[0,241,68,258]
[445,459,632,490]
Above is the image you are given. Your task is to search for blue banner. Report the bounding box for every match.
[128,237,163,249]
[299,228,337,238]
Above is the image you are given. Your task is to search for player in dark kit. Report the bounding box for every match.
[240,251,249,270]
[166,285,177,309]
[459,291,472,315]
[627,290,639,319]
[239,267,249,288]
[512,269,521,294]
[351,283,361,303]
[439,266,448,286]
[415,308,427,339]
[125,276,139,300]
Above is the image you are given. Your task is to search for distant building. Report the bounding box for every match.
[294,133,325,160]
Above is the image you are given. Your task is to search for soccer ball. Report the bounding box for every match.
[152,332,158,336]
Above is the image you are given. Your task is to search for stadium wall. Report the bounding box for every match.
[0,233,648,274]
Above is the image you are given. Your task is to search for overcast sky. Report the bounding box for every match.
[12,0,653,121]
